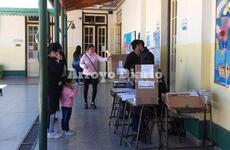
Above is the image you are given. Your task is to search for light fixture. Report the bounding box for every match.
[94,5,103,9]
[67,21,76,30]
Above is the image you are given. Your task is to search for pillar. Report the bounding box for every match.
[54,0,59,42]
[38,0,48,149]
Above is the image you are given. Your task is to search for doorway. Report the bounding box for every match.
[26,17,39,77]
[82,13,108,57]
[26,16,53,77]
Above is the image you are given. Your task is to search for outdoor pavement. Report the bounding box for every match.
[0,78,38,150]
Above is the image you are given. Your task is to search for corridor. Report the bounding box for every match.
[46,83,213,150]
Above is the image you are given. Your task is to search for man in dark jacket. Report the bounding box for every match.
[124,40,141,76]
[47,43,64,139]
[123,40,142,131]
[139,40,155,64]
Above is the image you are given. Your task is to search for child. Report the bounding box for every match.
[60,78,77,136]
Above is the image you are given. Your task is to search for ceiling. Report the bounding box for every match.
[60,0,116,11]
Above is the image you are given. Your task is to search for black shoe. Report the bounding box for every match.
[85,103,89,109]
[90,103,97,109]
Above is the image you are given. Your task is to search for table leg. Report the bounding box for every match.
[155,106,162,149]
[165,107,168,150]
[120,101,128,145]
[124,104,132,147]
[109,96,116,127]
[203,109,207,147]
[210,104,214,147]
[135,105,144,149]
[114,101,122,134]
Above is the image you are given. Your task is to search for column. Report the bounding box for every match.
[38,0,48,149]
[54,0,59,42]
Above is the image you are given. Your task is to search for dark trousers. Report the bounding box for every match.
[83,75,98,104]
[61,107,72,131]
[132,107,140,132]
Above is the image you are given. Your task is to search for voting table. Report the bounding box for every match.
[112,80,129,88]
[119,97,163,150]
[164,93,213,150]
[118,65,162,150]
[109,65,165,150]
[109,87,135,131]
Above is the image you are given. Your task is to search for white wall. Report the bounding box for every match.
[0,16,25,71]
[176,0,203,45]
[176,0,203,90]
[146,0,161,34]
[120,0,142,45]
[66,10,115,68]
[67,10,83,48]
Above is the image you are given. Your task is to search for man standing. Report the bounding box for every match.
[124,40,142,75]
[47,43,64,139]
[123,40,143,131]
[139,40,155,64]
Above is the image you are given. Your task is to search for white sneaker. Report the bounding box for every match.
[64,130,75,136]
[47,132,62,139]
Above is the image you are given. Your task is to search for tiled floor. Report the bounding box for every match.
[0,78,216,150]
[45,83,215,150]
[0,78,38,150]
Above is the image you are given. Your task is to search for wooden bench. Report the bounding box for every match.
[0,85,7,96]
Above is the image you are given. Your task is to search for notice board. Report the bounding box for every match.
[215,0,230,87]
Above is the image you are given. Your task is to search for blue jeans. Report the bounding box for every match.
[73,65,83,83]
[61,107,72,131]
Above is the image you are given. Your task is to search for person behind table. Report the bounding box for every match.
[123,40,142,131]
[72,45,83,84]
[60,77,77,136]
[124,40,141,75]
[47,43,64,139]
[80,44,110,109]
[139,40,155,64]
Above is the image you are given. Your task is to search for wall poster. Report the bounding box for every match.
[145,30,161,65]
[215,0,230,87]
[123,31,136,54]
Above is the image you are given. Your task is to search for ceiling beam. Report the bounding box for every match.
[60,0,114,11]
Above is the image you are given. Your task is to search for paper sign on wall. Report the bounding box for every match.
[118,61,123,68]
[182,18,188,31]
[141,65,154,78]
[117,68,126,76]
[138,80,155,89]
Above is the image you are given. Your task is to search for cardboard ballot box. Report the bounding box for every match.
[108,54,127,79]
[134,65,159,105]
[165,93,205,111]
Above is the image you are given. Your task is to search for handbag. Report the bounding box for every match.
[84,54,102,82]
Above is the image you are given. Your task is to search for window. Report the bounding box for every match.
[83,14,107,25]
[27,16,39,22]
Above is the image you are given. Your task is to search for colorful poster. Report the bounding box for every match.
[215,0,230,87]
[226,51,230,86]
[151,31,161,65]
[145,32,151,48]
[123,31,136,54]
[215,50,226,85]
